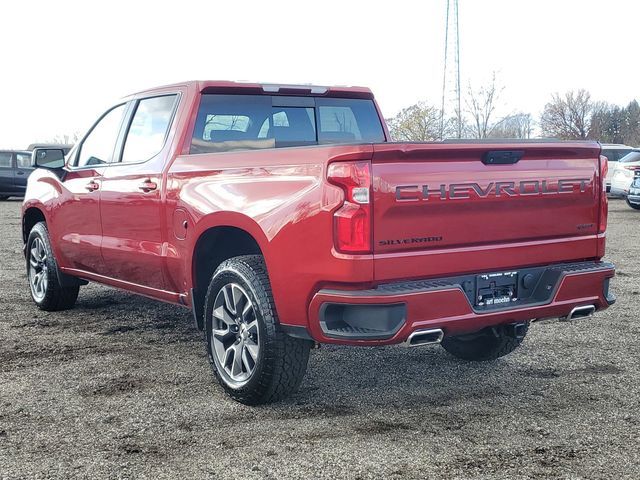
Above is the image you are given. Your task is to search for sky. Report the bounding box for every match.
[1,0,639,148]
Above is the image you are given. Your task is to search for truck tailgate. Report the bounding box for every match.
[371,142,603,281]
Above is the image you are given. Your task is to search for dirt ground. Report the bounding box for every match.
[0,198,638,479]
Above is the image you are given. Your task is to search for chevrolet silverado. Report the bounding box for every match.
[22,81,615,404]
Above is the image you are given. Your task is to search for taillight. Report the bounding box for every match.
[599,154,608,234]
[327,161,372,254]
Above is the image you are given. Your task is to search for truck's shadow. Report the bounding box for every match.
[62,286,620,421]
[66,287,557,415]
[295,344,527,409]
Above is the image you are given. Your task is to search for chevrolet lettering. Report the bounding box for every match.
[395,178,591,201]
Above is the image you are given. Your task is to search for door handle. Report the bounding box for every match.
[85,180,100,192]
[138,180,158,192]
[16,171,25,176]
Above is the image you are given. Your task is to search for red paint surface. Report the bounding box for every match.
[22,81,613,345]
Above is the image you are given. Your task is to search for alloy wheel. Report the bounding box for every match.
[210,283,260,384]
[29,237,48,301]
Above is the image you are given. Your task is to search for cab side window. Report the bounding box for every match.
[0,153,11,168]
[76,104,127,167]
[16,153,32,169]
[121,95,177,164]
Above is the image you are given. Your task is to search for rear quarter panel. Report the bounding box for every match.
[165,145,376,327]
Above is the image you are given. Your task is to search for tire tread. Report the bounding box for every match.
[626,198,640,210]
[27,222,79,311]
[204,255,311,405]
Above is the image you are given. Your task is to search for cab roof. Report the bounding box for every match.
[129,80,374,99]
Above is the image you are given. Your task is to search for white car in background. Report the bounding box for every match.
[628,175,640,210]
[610,151,640,209]
[601,144,636,192]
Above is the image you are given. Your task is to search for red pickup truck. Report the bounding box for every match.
[22,81,615,404]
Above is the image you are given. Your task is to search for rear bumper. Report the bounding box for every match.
[304,261,615,345]
[610,173,636,197]
[609,185,628,198]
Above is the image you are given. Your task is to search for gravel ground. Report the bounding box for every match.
[0,198,639,479]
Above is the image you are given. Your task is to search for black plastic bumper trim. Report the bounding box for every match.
[319,302,407,340]
[603,278,616,306]
[279,324,314,341]
[319,261,615,315]
[190,288,204,331]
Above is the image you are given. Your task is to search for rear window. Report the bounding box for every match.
[0,153,11,168]
[16,153,32,168]
[316,98,384,145]
[191,94,385,154]
[602,149,633,162]
[619,151,640,163]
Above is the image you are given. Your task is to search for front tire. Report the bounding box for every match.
[440,323,529,361]
[26,222,79,311]
[626,198,640,210]
[0,195,9,201]
[204,255,312,405]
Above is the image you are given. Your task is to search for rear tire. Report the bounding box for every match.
[26,222,79,311]
[0,195,9,201]
[204,255,312,405]
[440,323,529,361]
[626,198,640,210]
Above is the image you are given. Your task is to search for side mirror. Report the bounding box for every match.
[32,148,66,170]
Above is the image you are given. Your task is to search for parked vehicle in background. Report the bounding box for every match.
[613,153,640,210]
[0,150,34,200]
[627,174,640,209]
[0,144,74,200]
[21,81,615,405]
[601,144,636,192]
[610,151,640,202]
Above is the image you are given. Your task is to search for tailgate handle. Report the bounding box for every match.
[482,150,524,165]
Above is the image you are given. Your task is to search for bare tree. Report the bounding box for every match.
[390,88,640,145]
[387,102,449,141]
[49,132,81,144]
[540,90,595,139]
[589,103,624,143]
[464,73,503,139]
[489,113,533,139]
[586,99,640,145]
[623,100,640,146]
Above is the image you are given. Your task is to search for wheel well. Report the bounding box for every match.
[192,226,262,301]
[23,207,46,243]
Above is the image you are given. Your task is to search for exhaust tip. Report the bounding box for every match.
[565,305,596,321]
[406,328,444,347]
